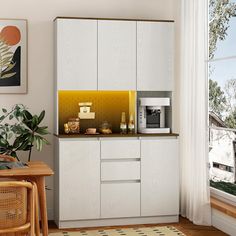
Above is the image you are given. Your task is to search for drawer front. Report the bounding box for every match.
[101,139,140,159]
[101,183,140,218]
[101,161,140,181]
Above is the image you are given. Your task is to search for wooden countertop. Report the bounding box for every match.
[54,133,179,138]
[0,161,54,177]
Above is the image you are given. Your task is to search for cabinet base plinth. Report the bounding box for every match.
[56,215,179,229]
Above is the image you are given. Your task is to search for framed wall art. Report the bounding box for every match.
[0,19,27,94]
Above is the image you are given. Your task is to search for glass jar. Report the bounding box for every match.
[99,121,112,134]
[67,118,80,134]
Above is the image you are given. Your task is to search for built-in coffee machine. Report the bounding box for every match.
[138,97,170,133]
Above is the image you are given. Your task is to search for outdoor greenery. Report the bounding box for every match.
[210,180,236,196]
[0,104,50,162]
[209,0,236,128]
[225,110,236,128]
[209,78,236,128]
[209,1,236,195]
[209,79,227,118]
[209,0,236,59]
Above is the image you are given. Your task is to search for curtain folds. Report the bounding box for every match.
[179,0,212,225]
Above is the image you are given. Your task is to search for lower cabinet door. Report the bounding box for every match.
[101,183,140,218]
[141,138,179,216]
[59,139,100,220]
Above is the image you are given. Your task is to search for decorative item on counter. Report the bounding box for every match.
[99,121,112,134]
[120,112,127,134]
[128,113,135,134]
[64,123,70,134]
[85,128,98,135]
[78,102,95,119]
[67,118,80,134]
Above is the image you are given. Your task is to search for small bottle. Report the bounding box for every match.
[120,112,127,134]
[128,114,135,134]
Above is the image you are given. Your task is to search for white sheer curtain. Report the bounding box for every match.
[179,0,212,225]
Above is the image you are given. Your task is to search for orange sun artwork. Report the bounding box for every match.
[0,20,27,93]
[0,26,21,46]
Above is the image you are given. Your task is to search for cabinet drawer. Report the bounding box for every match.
[101,183,140,218]
[101,139,140,159]
[101,161,140,181]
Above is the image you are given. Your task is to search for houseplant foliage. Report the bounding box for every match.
[0,104,50,162]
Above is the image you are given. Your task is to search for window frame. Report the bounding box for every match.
[208,4,236,205]
[210,187,236,206]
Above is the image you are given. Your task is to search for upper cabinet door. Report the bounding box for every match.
[56,19,97,90]
[137,22,174,91]
[98,20,136,90]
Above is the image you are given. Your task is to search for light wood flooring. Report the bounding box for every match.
[48,216,228,236]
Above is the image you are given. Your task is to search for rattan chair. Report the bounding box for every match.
[0,181,40,236]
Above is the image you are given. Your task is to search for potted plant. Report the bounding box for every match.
[0,104,50,163]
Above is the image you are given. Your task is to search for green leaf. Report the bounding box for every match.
[18,140,31,151]
[35,126,50,135]
[23,110,33,120]
[38,110,45,124]
[0,115,5,121]
[42,137,50,145]
[0,138,8,147]
[39,138,43,151]
[32,115,39,130]
[35,136,40,151]
[2,108,7,113]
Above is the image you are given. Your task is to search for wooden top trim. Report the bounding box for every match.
[54,16,174,23]
[211,197,236,219]
[54,133,179,138]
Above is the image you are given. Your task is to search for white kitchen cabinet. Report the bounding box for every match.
[141,138,179,216]
[98,20,136,90]
[101,183,140,218]
[59,139,100,220]
[56,19,97,90]
[137,22,174,91]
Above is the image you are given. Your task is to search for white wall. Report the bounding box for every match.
[0,0,177,220]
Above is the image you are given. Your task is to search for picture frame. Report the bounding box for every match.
[0,19,27,94]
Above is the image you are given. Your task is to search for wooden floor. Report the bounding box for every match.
[48,217,228,236]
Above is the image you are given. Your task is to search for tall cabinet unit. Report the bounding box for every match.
[54,17,178,228]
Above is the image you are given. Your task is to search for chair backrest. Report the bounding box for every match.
[0,181,33,232]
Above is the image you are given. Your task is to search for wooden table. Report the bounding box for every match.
[0,161,54,236]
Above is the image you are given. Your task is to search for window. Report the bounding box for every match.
[209,0,236,198]
[212,162,234,173]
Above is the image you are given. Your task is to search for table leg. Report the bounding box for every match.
[35,176,48,236]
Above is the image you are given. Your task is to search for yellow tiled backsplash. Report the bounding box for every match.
[58,91,136,134]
